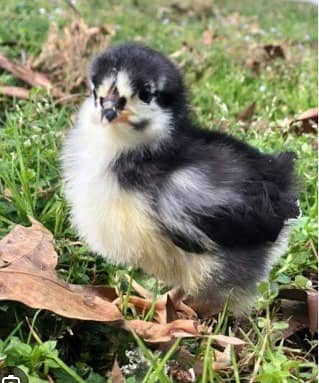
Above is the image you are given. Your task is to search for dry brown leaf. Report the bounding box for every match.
[172,0,212,15]
[306,291,318,333]
[0,85,30,99]
[201,29,215,46]
[212,345,231,370]
[166,293,179,323]
[211,334,246,348]
[127,319,202,343]
[0,220,122,322]
[237,102,256,122]
[0,52,64,98]
[279,300,309,339]
[277,288,318,334]
[290,107,318,135]
[111,358,125,383]
[263,44,285,59]
[246,44,286,74]
[277,108,318,136]
[32,19,115,94]
[169,361,194,383]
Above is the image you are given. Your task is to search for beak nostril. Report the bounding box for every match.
[102,108,117,122]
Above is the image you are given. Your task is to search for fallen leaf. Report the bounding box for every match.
[111,358,125,383]
[0,85,30,99]
[277,288,318,335]
[0,220,122,322]
[246,44,285,74]
[212,344,231,370]
[127,319,202,343]
[169,361,194,383]
[263,44,285,59]
[237,102,256,122]
[32,18,115,94]
[166,293,179,323]
[201,29,215,46]
[279,300,309,339]
[211,334,246,348]
[306,290,318,333]
[289,107,318,135]
[171,0,212,15]
[0,52,64,98]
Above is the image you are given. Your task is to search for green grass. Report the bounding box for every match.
[0,0,317,382]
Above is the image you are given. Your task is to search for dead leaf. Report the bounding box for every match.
[279,300,309,339]
[166,293,179,323]
[0,85,30,99]
[127,319,202,343]
[277,288,318,335]
[237,102,256,122]
[212,344,231,370]
[32,19,115,94]
[169,361,194,382]
[171,0,212,15]
[246,44,285,74]
[0,52,64,98]
[111,358,125,383]
[306,291,318,332]
[211,334,246,348]
[0,220,122,322]
[263,44,285,59]
[289,107,318,135]
[201,29,215,46]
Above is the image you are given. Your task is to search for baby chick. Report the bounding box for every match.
[62,43,299,314]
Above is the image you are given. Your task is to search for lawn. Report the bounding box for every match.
[0,0,317,382]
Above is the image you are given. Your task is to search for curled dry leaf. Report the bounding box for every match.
[306,291,318,333]
[277,108,318,136]
[0,52,64,98]
[277,288,318,334]
[289,107,318,135]
[212,344,231,370]
[0,220,122,322]
[246,44,285,74]
[211,334,246,348]
[117,278,197,324]
[237,102,256,122]
[169,361,195,383]
[171,0,212,15]
[126,319,202,343]
[201,29,215,46]
[32,18,115,94]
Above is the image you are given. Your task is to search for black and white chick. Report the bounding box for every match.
[62,43,299,315]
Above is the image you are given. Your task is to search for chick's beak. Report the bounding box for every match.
[101,99,118,122]
[101,95,130,124]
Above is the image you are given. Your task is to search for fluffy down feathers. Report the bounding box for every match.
[62,43,299,314]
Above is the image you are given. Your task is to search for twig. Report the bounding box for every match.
[0,52,65,98]
[0,85,29,99]
[64,0,81,17]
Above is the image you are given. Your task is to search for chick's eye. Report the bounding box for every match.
[138,87,152,104]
